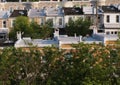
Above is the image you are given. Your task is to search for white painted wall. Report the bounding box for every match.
[104,13,120,24]
[46,16,64,28]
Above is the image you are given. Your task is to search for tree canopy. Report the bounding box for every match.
[0,44,120,85]
[65,18,92,36]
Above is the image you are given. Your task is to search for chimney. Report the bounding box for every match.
[79,36,82,42]
[19,0,22,2]
[74,33,76,38]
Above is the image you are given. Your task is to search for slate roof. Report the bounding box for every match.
[102,5,120,13]
[0,11,9,19]
[46,7,64,16]
[28,9,46,18]
[10,10,27,18]
[63,7,83,15]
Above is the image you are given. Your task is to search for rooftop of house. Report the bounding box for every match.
[63,7,84,15]
[15,37,58,48]
[28,9,46,17]
[101,5,120,13]
[46,7,64,16]
[83,6,102,15]
[0,11,9,19]
[58,35,81,44]
[10,10,28,17]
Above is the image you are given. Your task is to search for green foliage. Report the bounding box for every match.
[65,18,92,36]
[0,45,120,84]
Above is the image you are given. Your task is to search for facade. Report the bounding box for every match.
[92,5,120,45]
[0,0,91,11]
[0,10,9,41]
[28,8,46,25]
[0,3,120,45]
[0,0,119,12]
[45,7,64,28]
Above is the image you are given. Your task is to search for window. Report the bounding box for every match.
[69,17,72,22]
[0,33,6,40]
[11,20,15,27]
[59,18,62,25]
[116,15,119,23]
[106,31,110,35]
[115,31,117,34]
[111,31,114,34]
[3,21,6,28]
[106,15,110,23]
[41,18,44,25]
[9,7,13,13]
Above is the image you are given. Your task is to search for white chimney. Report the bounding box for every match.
[79,36,82,42]
[54,28,59,38]
[74,33,76,38]
[19,0,22,2]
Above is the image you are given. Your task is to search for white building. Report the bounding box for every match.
[45,7,64,28]
[92,5,120,45]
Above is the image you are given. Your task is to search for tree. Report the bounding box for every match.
[9,16,54,41]
[9,16,33,41]
[0,44,120,84]
[65,18,92,36]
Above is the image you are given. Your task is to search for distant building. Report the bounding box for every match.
[92,5,120,45]
[28,8,46,25]
[0,10,9,42]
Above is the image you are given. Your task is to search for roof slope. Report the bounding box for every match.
[10,10,27,17]
[28,9,46,18]
[102,5,120,13]
[63,7,83,15]
[0,11,9,19]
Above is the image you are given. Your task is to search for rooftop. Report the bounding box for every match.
[63,7,83,15]
[10,10,27,17]
[0,11,9,19]
[101,5,120,13]
[28,9,46,17]
[46,7,64,16]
